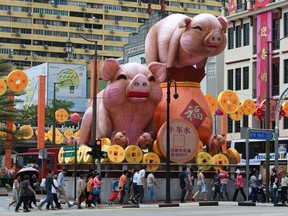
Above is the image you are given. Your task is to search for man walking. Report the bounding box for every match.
[184,163,194,201]
[57,168,73,207]
[146,171,159,203]
[134,165,147,203]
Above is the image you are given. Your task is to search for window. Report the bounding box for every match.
[228,69,233,90]
[243,66,249,89]
[242,115,248,128]
[272,62,279,96]
[272,19,280,50]
[235,120,240,133]
[235,25,241,48]
[284,59,288,83]
[228,27,234,50]
[235,68,241,90]
[243,23,249,46]
[284,13,288,37]
[284,117,288,129]
[227,116,233,133]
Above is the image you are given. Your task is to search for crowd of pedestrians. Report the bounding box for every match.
[7,163,288,211]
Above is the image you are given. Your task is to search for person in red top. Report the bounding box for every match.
[85,173,95,208]
[219,167,229,200]
[118,170,128,204]
[232,169,247,201]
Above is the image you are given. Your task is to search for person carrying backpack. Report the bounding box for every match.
[179,169,187,203]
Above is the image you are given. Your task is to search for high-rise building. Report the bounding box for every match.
[0,0,224,69]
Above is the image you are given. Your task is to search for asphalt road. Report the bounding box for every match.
[0,194,287,216]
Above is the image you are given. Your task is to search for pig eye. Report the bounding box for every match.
[117,74,127,80]
[192,26,202,31]
[148,76,156,82]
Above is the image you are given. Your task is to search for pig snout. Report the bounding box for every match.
[126,74,150,100]
[205,30,223,48]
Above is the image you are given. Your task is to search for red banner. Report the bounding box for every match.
[255,0,270,8]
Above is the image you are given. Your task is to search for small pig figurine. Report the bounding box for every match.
[145,13,228,69]
[79,59,166,145]
[111,131,129,148]
[206,134,225,156]
[136,131,153,149]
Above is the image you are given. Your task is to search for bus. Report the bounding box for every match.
[229,137,288,165]
[15,148,63,181]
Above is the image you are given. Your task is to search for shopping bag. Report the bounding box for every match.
[201,185,206,193]
[88,194,93,202]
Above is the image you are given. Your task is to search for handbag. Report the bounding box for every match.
[201,185,206,193]
[88,194,93,202]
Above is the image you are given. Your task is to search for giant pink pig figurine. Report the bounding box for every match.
[79,59,166,145]
[145,13,228,69]
[145,13,228,147]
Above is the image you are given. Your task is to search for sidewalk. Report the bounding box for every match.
[35,193,288,208]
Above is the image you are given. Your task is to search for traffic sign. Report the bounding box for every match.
[63,152,75,158]
[63,145,78,151]
[249,130,274,140]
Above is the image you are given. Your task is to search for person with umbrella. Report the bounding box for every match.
[28,174,39,209]
[15,175,36,213]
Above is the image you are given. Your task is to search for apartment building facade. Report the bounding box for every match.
[0,0,224,70]
[224,0,288,142]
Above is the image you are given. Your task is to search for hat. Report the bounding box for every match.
[236,169,241,174]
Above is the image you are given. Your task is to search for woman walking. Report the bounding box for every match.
[92,172,103,207]
[192,168,206,201]
[232,169,247,201]
[8,175,21,209]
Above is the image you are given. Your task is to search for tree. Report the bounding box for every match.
[20,99,75,127]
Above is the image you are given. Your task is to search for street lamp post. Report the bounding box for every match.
[166,73,178,203]
[265,37,287,202]
[274,88,288,172]
[74,33,99,173]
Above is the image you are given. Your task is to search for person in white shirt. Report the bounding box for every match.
[280,172,288,205]
[134,165,147,203]
[131,168,139,204]
[146,172,159,203]
[47,175,62,209]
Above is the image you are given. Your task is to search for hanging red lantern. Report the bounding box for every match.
[70,113,80,123]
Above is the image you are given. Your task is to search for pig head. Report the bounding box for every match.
[111,131,129,148]
[145,13,228,69]
[136,131,153,149]
[207,134,225,156]
[79,59,166,145]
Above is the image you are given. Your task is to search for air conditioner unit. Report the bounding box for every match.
[8,54,13,58]
[40,13,45,17]
[18,65,24,69]
[105,9,109,12]
[110,30,114,34]
[28,12,32,16]
[16,32,21,36]
[20,44,26,48]
[57,15,61,19]
[84,17,89,21]
[33,54,38,59]
[115,20,119,24]
[85,48,90,52]
[44,44,48,49]
[88,28,93,32]
[68,57,72,62]
[81,6,87,10]
[184,7,188,11]
[138,1,142,5]
[64,57,68,61]
[80,26,85,31]
[119,0,124,4]
[7,10,12,14]
[44,24,49,28]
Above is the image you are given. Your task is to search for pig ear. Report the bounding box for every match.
[148,62,167,83]
[100,58,120,81]
[178,17,192,29]
[217,16,228,32]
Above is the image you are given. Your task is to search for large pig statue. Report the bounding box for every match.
[79,59,166,145]
[145,13,227,69]
[145,13,228,146]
